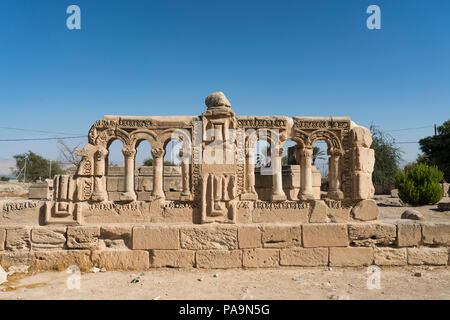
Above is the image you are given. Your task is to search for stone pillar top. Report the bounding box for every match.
[205,91,231,109]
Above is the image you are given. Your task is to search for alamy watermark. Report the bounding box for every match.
[366,265,381,290]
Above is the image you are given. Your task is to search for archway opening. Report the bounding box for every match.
[254,139,272,200]
[311,141,328,199]
[164,139,183,200]
[106,139,125,201]
[135,140,153,201]
[281,139,300,200]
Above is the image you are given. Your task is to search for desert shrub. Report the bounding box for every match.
[395,163,443,206]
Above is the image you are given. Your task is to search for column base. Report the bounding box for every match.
[119,192,136,202]
[298,192,314,200]
[91,191,107,202]
[270,193,286,202]
[150,193,165,201]
[241,193,258,201]
[327,190,344,200]
[180,193,192,201]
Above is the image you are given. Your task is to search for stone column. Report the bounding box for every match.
[241,147,258,200]
[270,147,286,201]
[151,147,165,200]
[179,149,192,200]
[120,147,136,202]
[92,147,109,202]
[298,146,314,200]
[327,148,344,199]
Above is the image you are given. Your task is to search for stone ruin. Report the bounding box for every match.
[46,91,378,225]
[0,92,448,271]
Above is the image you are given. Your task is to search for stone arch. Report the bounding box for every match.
[307,129,344,200]
[130,130,157,149]
[307,129,343,152]
[292,130,308,149]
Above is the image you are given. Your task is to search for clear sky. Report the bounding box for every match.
[0,0,449,173]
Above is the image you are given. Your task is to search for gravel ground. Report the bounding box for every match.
[1,266,449,300]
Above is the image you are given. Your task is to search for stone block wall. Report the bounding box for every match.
[1,221,448,271]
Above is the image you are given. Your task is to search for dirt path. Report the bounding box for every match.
[1,266,449,300]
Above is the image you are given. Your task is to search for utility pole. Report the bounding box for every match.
[24,158,27,183]
[434,123,437,136]
[49,160,52,179]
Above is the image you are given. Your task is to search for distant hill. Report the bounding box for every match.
[0,159,15,177]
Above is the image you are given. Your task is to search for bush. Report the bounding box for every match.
[370,125,402,184]
[395,163,444,206]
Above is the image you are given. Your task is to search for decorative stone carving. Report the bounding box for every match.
[44,91,377,225]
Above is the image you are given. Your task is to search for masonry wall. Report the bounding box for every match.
[1,221,448,271]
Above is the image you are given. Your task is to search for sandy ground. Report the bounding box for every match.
[0,194,448,300]
[376,195,450,223]
[0,266,449,300]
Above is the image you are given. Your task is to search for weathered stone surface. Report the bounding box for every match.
[91,250,149,270]
[100,226,132,239]
[401,209,424,221]
[329,247,373,267]
[437,202,450,212]
[374,248,407,266]
[151,250,195,268]
[261,225,301,248]
[196,250,242,268]
[421,223,450,245]
[327,207,351,222]
[237,226,261,249]
[302,224,348,247]
[354,147,375,173]
[5,228,30,251]
[132,226,179,250]
[280,248,328,266]
[252,207,309,223]
[33,250,92,271]
[309,200,328,223]
[243,249,279,268]
[397,223,421,247]
[351,199,379,221]
[205,91,231,108]
[407,247,448,265]
[351,126,373,148]
[31,227,66,244]
[0,228,5,251]
[390,189,399,198]
[181,226,237,250]
[348,222,396,246]
[0,252,32,268]
[352,172,375,200]
[67,226,100,249]
[100,226,133,248]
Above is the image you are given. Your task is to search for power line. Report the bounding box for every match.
[0,136,87,142]
[395,141,419,144]
[0,126,83,136]
[386,125,433,132]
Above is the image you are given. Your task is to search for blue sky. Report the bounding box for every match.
[0,0,449,173]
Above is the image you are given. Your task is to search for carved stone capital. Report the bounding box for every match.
[328,148,344,157]
[300,147,313,158]
[151,147,165,159]
[122,147,136,157]
[95,147,109,160]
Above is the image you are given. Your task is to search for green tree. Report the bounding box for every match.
[312,146,326,165]
[370,125,402,184]
[418,120,450,182]
[13,151,64,182]
[395,163,443,206]
[143,158,173,166]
